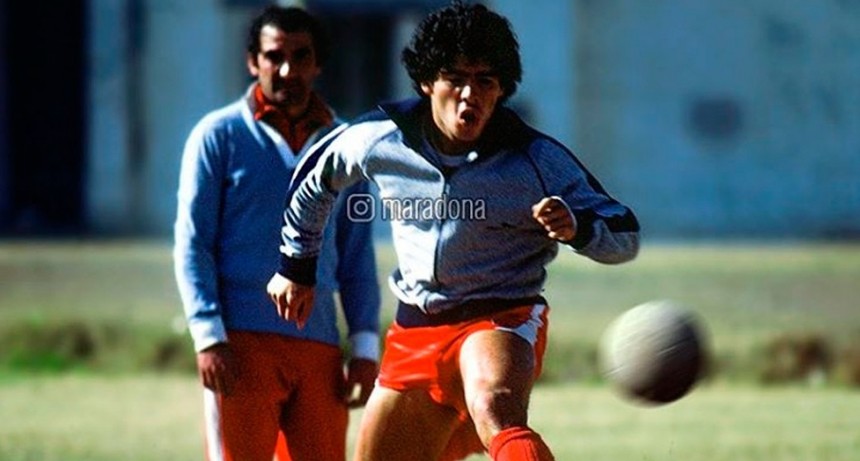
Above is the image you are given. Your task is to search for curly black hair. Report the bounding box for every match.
[402,1,522,102]
[247,5,331,66]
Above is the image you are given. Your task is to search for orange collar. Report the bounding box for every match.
[253,84,334,153]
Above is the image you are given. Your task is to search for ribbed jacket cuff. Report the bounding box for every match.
[278,254,318,286]
[349,331,380,361]
[568,210,595,249]
[188,317,227,353]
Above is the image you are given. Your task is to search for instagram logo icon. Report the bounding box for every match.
[347,193,376,222]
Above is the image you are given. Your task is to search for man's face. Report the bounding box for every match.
[421,58,504,154]
[247,25,321,118]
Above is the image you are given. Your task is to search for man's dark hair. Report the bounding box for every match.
[402,1,522,102]
[247,6,331,66]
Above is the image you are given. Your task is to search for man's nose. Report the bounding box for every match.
[278,61,291,78]
[460,83,473,101]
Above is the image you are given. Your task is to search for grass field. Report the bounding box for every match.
[0,375,857,461]
[1,240,859,460]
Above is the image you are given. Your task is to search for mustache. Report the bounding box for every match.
[273,79,306,92]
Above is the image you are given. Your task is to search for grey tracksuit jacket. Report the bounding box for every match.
[279,98,640,322]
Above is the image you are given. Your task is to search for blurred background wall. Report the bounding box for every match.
[1,0,858,239]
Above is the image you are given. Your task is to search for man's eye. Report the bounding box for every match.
[263,52,284,64]
[293,49,312,62]
[477,77,497,87]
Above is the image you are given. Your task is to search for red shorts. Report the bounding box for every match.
[377,303,550,422]
[203,331,347,461]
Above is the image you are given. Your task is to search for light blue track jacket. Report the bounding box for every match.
[279,98,639,316]
[174,87,380,356]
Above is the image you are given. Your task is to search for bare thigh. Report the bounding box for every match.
[459,329,537,445]
[352,387,461,461]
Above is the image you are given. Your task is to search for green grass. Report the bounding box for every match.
[2,239,859,380]
[529,382,860,461]
[2,239,857,345]
[0,240,181,327]
[1,240,859,459]
[0,375,857,461]
[543,243,860,345]
[0,374,201,461]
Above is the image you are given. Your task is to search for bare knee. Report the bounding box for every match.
[468,387,529,446]
[460,330,536,446]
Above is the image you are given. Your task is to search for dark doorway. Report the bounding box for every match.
[1,0,88,235]
[314,12,395,119]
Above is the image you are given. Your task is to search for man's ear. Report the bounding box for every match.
[420,82,433,96]
[246,53,259,77]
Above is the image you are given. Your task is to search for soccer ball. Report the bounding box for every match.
[599,300,708,405]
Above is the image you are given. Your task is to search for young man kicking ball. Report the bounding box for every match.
[268,2,639,460]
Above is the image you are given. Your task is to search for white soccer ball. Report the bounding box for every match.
[599,299,708,405]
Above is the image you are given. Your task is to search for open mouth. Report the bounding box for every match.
[460,111,478,125]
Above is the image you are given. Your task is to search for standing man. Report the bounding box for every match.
[174,6,380,461]
[268,2,639,461]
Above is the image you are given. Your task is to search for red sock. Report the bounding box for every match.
[488,426,554,461]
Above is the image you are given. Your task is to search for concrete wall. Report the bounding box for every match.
[88,0,256,234]
[83,0,860,239]
[492,0,578,149]
[566,0,860,239]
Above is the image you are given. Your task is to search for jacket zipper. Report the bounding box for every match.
[432,180,452,285]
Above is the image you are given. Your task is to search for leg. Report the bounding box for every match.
[352,387,460,461]
[275,384,348,461]
[273,432,290,461]
[203,389,280,461]
[460,330,554,460]
[277,388,348,461]
[202,334,282,461]
[438,418,485,461]
[460,329,535,444]
[277,340,348,461]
